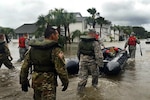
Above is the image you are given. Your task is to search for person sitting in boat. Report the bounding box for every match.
[113,47,119,53]
[104,47,119,59]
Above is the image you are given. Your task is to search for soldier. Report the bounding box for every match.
[17,33,29,62]
[19,26,69,100]
[124,32,140,58]
[77,29,104,93]
[0,34,15,69]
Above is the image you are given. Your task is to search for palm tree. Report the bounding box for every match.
[122,26,133,39]
[62,12,76,44]
[35,15,47,37]
[0,27,14,42]
[86,17,93,28]
[87,8,112,38]
[34,27,45,38]
[1,27,14,35]
[51,8,64,34]
[115,25,122,41]
[35,9,64,37]
[50,9,76,43]
[36,15,46,27]
[71,30,81,42]
[35,8,76,44]
[87,7,99,29]
[96,16,105,37]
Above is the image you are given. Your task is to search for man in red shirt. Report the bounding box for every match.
[17,33,29,62]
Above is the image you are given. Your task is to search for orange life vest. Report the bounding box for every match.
[128,36,136,46]
[114,47,119,52]
[19,37,26,48]
[95,34,99,40]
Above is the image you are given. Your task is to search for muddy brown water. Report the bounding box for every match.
[0,39,150,100]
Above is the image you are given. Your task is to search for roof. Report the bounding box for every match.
[15,23,37,34]
[70,12,85,22]
[70,12,82,17]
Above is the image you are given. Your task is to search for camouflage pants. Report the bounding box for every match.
[32,72,57,100]
[77,61,99,91]
[129,48,136,58]
[33,87,56,100]
[0,55,14,69]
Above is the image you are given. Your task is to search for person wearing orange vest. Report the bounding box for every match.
[17,33,29,62]
[124,32,140,58]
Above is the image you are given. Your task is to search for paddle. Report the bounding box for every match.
[139,44,142,56]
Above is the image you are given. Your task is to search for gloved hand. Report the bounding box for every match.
[62,82,68,91]
[21,80,30,92]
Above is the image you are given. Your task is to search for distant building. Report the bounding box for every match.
[15,23,37,39]
[15,12,113,42]
[69,12,87,33]
[69,12,112,42]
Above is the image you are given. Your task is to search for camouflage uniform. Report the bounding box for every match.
[20,39,69,100]
[0,39,15,69]
[77,36,103,92]
[124,36,140,58]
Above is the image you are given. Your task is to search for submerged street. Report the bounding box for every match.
[0,39,150,100]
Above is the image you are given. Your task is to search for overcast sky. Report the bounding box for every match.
[1,0,150,31]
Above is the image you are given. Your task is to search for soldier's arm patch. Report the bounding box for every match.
[53,48,64,60]
[58,51,64,59]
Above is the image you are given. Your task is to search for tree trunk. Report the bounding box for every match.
[5,34,10,43]
[92,20,96,29]
[99,24,102,37]
[114,30,115,41]
[119,30,120,41]
[67,25,71,44]
[64,26,67,44]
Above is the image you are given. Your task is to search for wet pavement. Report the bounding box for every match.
[0,39,150,100]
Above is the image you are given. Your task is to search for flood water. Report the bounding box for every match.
[0,39,150,100]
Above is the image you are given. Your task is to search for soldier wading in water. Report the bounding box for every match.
[20,26,69,100]
[124,32,140,59]
[0,33,15,70]
[77,29,104,94]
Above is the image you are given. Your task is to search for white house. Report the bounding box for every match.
[68,12,112,42]
[69,13,86,32]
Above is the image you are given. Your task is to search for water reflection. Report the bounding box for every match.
[1,40,150,100]
[64,43,78,58]
[61,40,150,100]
